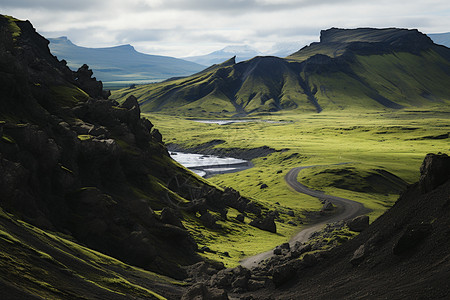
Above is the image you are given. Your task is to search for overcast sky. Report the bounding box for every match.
[1,0,449,57]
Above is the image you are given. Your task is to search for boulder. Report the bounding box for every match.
[272,260,299,287]
[249,215,276,233]
[235,213,245,222]
[160,207,184,228]
[347,215,370,232]
[200,211,219,228]
[419,153,450,193]
[181,283,229,300]
[302,253,318,267]
[231,276,248,289]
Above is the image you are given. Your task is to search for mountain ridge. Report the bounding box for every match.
[48,36,205,87]
[112,27,450,116]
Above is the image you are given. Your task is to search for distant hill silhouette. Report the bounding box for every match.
[48,36,205,87]
[183,45,262,66]
[429,32,450,48]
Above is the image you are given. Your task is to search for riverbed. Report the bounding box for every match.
[170,152,252,178]
[190,119,291,125]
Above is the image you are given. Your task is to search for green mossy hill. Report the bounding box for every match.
[111,27,450,117]
[298,164,409,194]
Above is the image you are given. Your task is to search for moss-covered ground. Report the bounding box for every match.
[0,208,179,299]
[143,108,449,265]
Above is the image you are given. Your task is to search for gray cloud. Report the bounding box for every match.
[0,0,101,11]
[1,0,450,57]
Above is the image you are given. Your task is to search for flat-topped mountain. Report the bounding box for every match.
[48,36,205,87]
[112,27,450,116]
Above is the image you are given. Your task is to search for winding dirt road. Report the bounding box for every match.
[240,164,370,269]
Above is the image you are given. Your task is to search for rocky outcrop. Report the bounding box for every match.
[419,153,450,193]
[74,64,108,99]
[249,215,276,233]
[0,14,212,280]
[181,283,229,300]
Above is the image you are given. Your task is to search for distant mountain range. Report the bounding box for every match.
[183,45,262,66]
[429,32,450,48]
[48,37,205,87]
[183,43,304,66]
[111,27,450,117]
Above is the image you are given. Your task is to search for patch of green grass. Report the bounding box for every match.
[1,134,15,144]
[4,15,21,40]
[59,164,73,174]
[100,277,166,299]
[142,108,449,263]
[50,85,89,106]
[182,208,301,267]
[77,134,94,141]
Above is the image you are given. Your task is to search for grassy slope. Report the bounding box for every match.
[0,208,181,300]
[145,108,449,264]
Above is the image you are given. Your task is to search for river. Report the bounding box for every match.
[170,152,252,178]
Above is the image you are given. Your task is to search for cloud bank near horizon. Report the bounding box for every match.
[1,0,449,57]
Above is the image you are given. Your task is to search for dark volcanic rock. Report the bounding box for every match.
[272,260,300,287]
[249,215,276,233]
[419,153,450,193]
[347,215,370,232]
[181,283,229,300]
[161,207,185,228]
[74,64,105,99]
[235,213,245,222]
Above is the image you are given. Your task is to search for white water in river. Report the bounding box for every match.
[170,152,251,177]
[191,119,291,125]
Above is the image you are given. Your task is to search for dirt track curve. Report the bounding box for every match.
[240,164,370,269]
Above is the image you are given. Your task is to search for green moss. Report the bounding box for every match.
[1,134,15,144]
[50,85,89,106]
[60,164,73,174]
[4,15,21,40]
[101,277,166,300]
[115,139,139,155]
[77,134,94,141]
